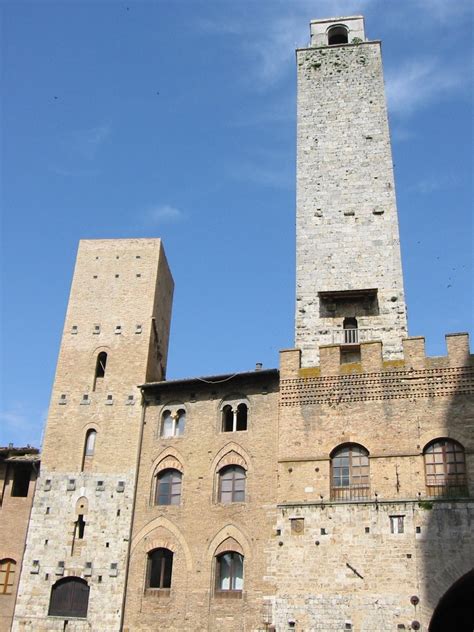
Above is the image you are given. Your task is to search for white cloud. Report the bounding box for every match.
[145,204,185,223]
[385,57,465,116]
[66,124,111,160]
[407,173,460,195]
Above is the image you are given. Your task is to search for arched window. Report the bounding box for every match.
[216,552,244,593]
[155,469,182,505]
[84,430,96,457]
[221,402,248,432]
[219,465,246,504]
[331,444,370,500]
[424,439,467,497]
[0,558,16,595]
[147,548,173,590]
[328,25,348,45]
[81,429,97,471]
[93,352,107,390]
[161,409,186,437]
[48,577,90,618]
[343,317,358,344]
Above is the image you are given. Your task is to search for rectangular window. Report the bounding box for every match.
[11,465,30,497]
[390,515,404,534]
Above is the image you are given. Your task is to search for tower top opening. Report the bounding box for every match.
[310,16,366,47]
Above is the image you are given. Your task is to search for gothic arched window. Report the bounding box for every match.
[218,465,246,504]
[155,469,182,505]
[147,548,173,589]
[216,552,244,593]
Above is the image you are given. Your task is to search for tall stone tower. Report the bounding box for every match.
[14,239,173,631]
[295,16,407,367]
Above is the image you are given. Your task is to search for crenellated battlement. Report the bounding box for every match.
[280,332,473,380]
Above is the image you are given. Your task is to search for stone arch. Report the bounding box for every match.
[148,448,185,504]
[75,496,89,515]
[130,516,193,572]
[207,524,251,562]
[217,393,250,413]
[210,443,252,475]
[429,569,474,631]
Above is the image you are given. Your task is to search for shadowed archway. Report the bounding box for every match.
[429,569,474,632]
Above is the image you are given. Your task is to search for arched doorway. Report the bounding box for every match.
[429,570,474,631]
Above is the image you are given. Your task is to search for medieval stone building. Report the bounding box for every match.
[8,15,474,632]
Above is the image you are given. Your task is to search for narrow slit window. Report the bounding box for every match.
[77,515,86,539]
[95,352,107,379]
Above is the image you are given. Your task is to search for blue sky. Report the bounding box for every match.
[1,0,473,447]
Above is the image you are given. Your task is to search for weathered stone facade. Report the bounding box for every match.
[13,239,173,631]
[10,14,474,632]
[295,16,407,366]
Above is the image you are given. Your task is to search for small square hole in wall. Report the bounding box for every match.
[71,325,78,334]
[96,480,105,491]
[93,324,100,334]
[407,554,412,559]
[135,255,141,259]
[44,480,52,492]
[136,273,141,278]
[106,542,110,548]
[45,573,49,580]
[98,575,102,583]
[321,528,326,535]
[365,527,370,533]
[116,255,119,259]
[275,528,281,536]
[106,395,113,405]
[117,480,125,493]
[135,324,142,334]
[416,526,421,534]
[59,394,67,405]
[115,274,120,278]
[115,325,122,334]
[81,394,90,405]
[290,518,304,535]
[46,506,50,514]
[93,275,98,279]
[45,539,48,546]
[117,509,121,517]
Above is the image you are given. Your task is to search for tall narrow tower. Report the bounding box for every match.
[14,239,173,631]
[295,16,407,367]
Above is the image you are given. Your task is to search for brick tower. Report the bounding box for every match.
[295,16,407,366]
[13,239,173,631]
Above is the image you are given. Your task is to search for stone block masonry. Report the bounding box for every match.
[13,239,174,631]
[296,17,407,366]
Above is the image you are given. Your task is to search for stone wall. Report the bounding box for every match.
[13,239,174,631]
[274,334,474,631]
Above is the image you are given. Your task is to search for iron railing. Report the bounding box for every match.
[330,485,370,501]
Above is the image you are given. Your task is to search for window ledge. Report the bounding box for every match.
[48,615,87,620]
[215,590,242,599]
[145,588,171,598]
